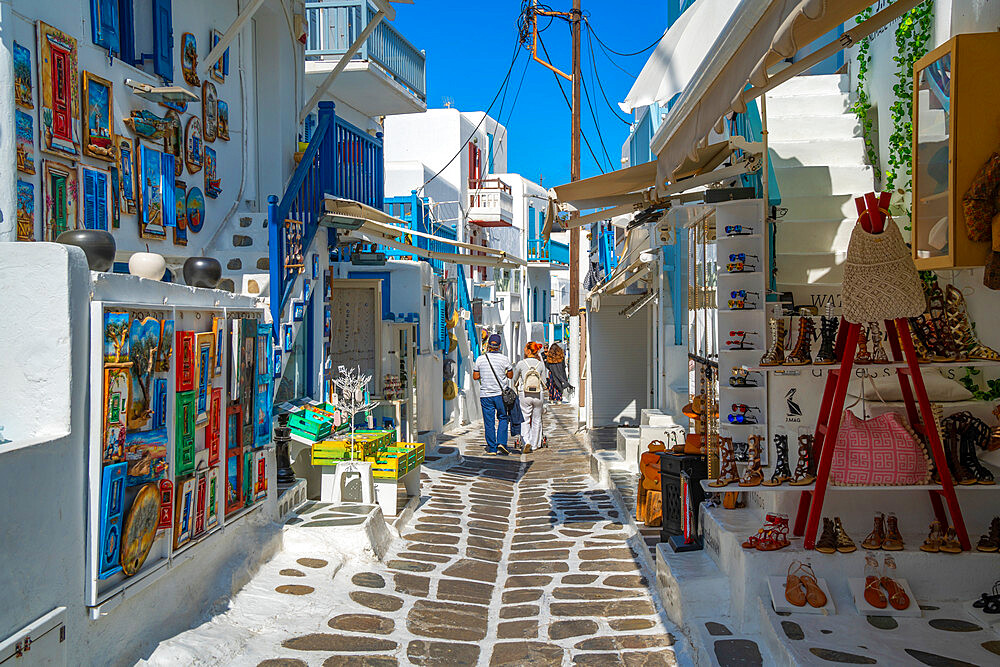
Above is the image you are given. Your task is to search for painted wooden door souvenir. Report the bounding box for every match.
[206,388,222,465]
[238,319,256,447]
[42,160,78,241]
[209,29,229,83]
[202,81,218,142]
[120,483,160,576]
[226,404,243,455]
[110,166,121,228]
[156,319,174,372]
[103,366,130,464]
[97,462,127,579]
[173,180,188,246]
[213,317,225,375]
[176,331,195,391]
[151,378,167,429]
[173,476,195,549]
[103,311,130,363]
[163,110,183,177]
[124,428,167,487]
[13,41,33,109]
[207,468,220,528]
[16,180,35,241]
[195,332,214,422]
[16,109,35,174]
[118,136,137,214]
[80,165,111,230]
[254,322,272,448]
[185,117,203,174]
[138,144,165,239]
[128,316,161,430]
[175,391,196,476]
[37,22,79,157]
[242,450,254,507]
[157,479,173,530]
[194,471,207,536]
[254,450,267,500]
[81,71,114,161]
[225,451,243,515]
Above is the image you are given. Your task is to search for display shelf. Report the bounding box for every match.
[701,477,1000,494]
[718,234,764,240]
[747,359,1000,372]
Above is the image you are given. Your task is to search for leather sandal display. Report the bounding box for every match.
[742,513,781,549]
[789,434,816,486]
[763,433,792,487]
[834,517,857,553]
[946,285,1000,360]
[816,517,839,554]
[940,526,963,554]
[814,304,839,365]
[883,513,904,551]
[784,315,815,366]
[920,520,945,553]
[760,318,785,366]
[977,517,1000,552]
[868,322,889,364]
[785,561,827,608]
[742,513,790,551]
[709,436,740,487]
[784,561,807,607]
[864,554,888,609]
[738,434,764,487]
[862,512,886,550]
[880,555,910,611]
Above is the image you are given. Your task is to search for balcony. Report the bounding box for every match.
[306,0,426,117]
[467,178,514,227]
[528,239,569,265]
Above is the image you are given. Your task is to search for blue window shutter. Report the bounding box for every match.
[118,0,137,65]
[152,0,174,81]
[91,0,120,54]
[539,211,545,237]
[83,169,97,229]
[487,133,494,173]
[528,207,536,240]
[95,171,109,230]
[161,153,176,227]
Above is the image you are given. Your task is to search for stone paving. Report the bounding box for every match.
[145,405,684,666]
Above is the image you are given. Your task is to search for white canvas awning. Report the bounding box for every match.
[552,161,658,211]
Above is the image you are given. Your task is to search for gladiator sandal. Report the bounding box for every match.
[946,285,1000,361]
[957,413,995,485]
[977,517,1000,553]
[742,513,781,549]
[942,417,976,485]
[756,513,791,551]
[883,513,904,551]
[833,517,857,553]
[815,518,838,554]
[920,520,945,553]
[862,512,886,550]
[784,316,816,366]
[855,324,872,364]
[990,406,1000,452]
[924,274,961,361]
[708,436,739,487]
[868,323,889,364]
[790,434,816,486]
[763,433,792,487]
[738,434,764,487]
[814,305,839,365]
[760,318,785,366]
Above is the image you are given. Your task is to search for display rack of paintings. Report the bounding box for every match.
[173,180,188,246]
[118,137,137,214]
[209,29,230,84]
[181,33,200,86]
[217,100,230,141]
[14,41,33,109]
[186,187,205,233]
[37,22,79,157]
[16,109,35,174]
[42,160,78,241]
[205,146,221,198]
[81,71,114,161]
[202,81,218,142]
[185,117,203,174]
[80,165,112,231]
[16,180,35,242]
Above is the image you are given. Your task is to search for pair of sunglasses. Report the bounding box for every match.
[726,262,757,273]
[729,299,758,310]
[731,403,760,414]
[725,225,754,236]
[730,290,759,299]
[729,253,758,262]
[728,414,758,424]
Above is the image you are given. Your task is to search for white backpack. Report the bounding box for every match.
[523,362,543,395]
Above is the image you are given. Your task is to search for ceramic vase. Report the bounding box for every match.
[56,229,116,271]
[183,256,222,289]
[128,252,166,280]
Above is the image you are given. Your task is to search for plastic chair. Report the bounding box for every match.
[330,461,376,504]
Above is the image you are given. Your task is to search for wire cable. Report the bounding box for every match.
[585,24,633,126]
[584,16,661,57]
[580,70,614,171]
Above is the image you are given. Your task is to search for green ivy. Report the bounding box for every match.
[851,6,881,183]
[958,367,1000,401]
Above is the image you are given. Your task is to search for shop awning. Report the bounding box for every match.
[552,161,659,212]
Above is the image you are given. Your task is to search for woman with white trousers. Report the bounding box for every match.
[512,342,548,453]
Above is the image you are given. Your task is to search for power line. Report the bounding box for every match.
[580,65,614,171]
[585,24,633,126]
[584,17,661,57]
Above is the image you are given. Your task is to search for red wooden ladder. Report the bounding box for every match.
[792,318,971,551]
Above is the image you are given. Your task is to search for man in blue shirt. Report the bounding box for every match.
[473,333,513,455]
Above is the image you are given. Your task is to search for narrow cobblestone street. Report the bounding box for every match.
[146,405,682,666]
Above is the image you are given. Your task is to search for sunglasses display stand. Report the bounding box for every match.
[716,200,769,467]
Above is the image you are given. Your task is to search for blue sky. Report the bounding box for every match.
[390,1,668,187]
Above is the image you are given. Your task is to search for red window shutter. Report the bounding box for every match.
[51,46,72,141]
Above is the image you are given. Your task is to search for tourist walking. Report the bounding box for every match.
[545,342,570,402]
[473,333,513,455]
[513,342,547,453]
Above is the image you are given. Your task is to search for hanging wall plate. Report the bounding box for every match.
[185,117,203,174]
[120,483,160,576]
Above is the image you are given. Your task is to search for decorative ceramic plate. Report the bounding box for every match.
[121,483,160,576]
[186,187,205,233]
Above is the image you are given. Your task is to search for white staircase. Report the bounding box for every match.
[767,74,875,306]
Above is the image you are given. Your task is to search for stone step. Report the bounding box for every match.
[770,138,868,167]
[773,164,875,197]
[767,93,851,118]
[779,194,859,223]
[768,73,848,98]
[775,219,855,255]
[765,113,860,143]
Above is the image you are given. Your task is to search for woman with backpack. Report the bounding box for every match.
[512,342,548,453]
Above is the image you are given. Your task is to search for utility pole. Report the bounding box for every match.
[570,0,583,412]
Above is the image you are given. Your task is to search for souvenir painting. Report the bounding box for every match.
[124,109,168,141]
[304,280,312,302]
[156,319,174,372]
[195,332,214,423]
[186,187,205,233]
[283,323,293,352]
[209,29,229,83]
[98,462,127,579]
[13,41,33,108]
[325,272,332,300]
[254,450,267,500]
[118,136,137,214]
[81,71,114,161]
[226,452,243,515]
[213,317,225,375]
[80,165,112,230]
[157,479,173,530]
[312,254,319,280]
[103,366,130,464]
[204,146,221,199]
[242,450,254,505]
[292,300,304,322]
[124,428,167,487]
[202,81,218,142]
[206,388,222,465]
[16,180,35,242]
[181,33,200,86]
[128,316,161,429]
[120,483,160,576]
[194,471,207,536]
[273,349,282,377]
[163,109,183,177]
[173,180,188,246]
[176,330,196,391]
[104,311,130,363]
[324,305,331,338]
[16,110,35,174]
[238,319,257,445]
[255,322,273,448]
[151,377,167,429]
[42,160,78,241]
[185,117,203,173]
[207,468,219,528]
[37,22,79,157]
[175,391,196,475]
[139,144,165,239]
[217,100,230,141]
[109,167,121,228]
[173,475,196,549]
[226,405,243,454]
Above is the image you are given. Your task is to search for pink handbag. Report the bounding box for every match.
[831,411,933,486]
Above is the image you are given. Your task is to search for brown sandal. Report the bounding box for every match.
[862,512,885,550]
[834,517,857,553]
[880,555,910,611]
[883,513,904,551]
[940,526,963,554]
[784,561,807,607]
[796,562,828,608]
[815,518,838,554]
[920,520,945,553]
[738,434,764,487]
[864,554,888,609]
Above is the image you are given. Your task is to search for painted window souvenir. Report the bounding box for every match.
[217,100,230,141]
[181,33,200,86]
[138,144,165,239]
[226,404,243,454]
[236,319,256,446]
[175,391,196,476]
[186,187,205,233]
[209,29,229,83]
[42,160,79,241]
[292,300,304,322]
[173,180,188,246]
[194,471,207,536]
[120,483,160,576]
[195,331,215,418]
[324,305,331,338]
[213,317,225,375]
[206,388,222,465]
[103,366,130,464]
[161,152,176,228]
[173,475,196,549]
[104,311,130,363]
[81,71,114,161]
[273,349,282,377]
[157,479,173,530]
[202,81,218,142]
[204,146,221,199]
[109,166,121,228]
[283,324,294,352]
[312,255,319,280]
[163,109,183,177]
[13,41,33,108]
[176,331,196,391]
[304,280,312,302]
[124,428,167,487]
[255,322,273,448]
[254,449,267,500]
[242,450,254,506]
[118,136,137,214]
[226,451,243,515]
[128,316,161,429]
[37,22,79,157]
[80,165,112,230]
[97,462,127,579]
[207,468,219,529]
[16,110,35,174]
[156,319,174,372]
[151,377,167,429]
[16,180,35,242]
[124,109,168,141]
[185,117,203,174]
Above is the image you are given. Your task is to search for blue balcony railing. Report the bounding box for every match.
[268,101,384,338]
[528,239,569,265]
[305,0,426,102]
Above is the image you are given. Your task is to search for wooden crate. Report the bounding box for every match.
[311,433,382,465]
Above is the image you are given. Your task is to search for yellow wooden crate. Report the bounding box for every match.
[311,435,381,465]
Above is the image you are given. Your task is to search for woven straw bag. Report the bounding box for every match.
[842,215,926,324]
